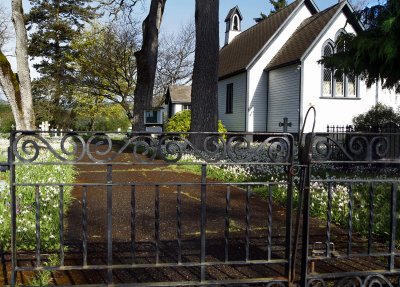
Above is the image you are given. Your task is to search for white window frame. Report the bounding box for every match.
[321,35,359,99]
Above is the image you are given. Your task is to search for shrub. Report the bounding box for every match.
[353,103,400,131]
[165,110,227,137]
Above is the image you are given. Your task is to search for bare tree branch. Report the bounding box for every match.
[155,21,195,95]
[0,5,12,49]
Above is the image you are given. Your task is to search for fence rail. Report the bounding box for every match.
[1,130,400,286]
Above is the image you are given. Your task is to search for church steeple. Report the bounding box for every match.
[224,6,243,45]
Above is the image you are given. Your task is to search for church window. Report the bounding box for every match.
[226,83,233,113]
[322,43,334,96]
[321,35,359,98]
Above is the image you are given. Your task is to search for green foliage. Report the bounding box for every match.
[352,103,400,131]
[0,104,15,132]
[0,150,76,251]
[165,110,227,138]
[321,0,400,92]
[27,0,98,128]
[255,0,287,22]
[69,23,138,124]
[74,102,131,131]
[28,254,60,286]
[269,0,288,14]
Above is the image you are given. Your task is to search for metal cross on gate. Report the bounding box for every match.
[279,117,292,132]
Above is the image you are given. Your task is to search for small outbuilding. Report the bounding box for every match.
[164,85,191,118]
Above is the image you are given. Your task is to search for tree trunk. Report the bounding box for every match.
[190,0,219,146]
[132,0,166,131]
[12,0,35,130]
[0,52,25,129]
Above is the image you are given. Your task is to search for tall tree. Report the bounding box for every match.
[189,0,219,142]
[26,0,97,127]
[70,22,139,125]
[0,0,35,130]
[132,0,166,131]
[321,0,400,92]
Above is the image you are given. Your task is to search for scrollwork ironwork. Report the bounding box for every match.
[364,274,394,287]
[311,134,391,162]
[308,274,398,287]
[13,132,85,163]
[333,276,363,287]
[308,278,327,287]
[11,131,293,164]
[227,136,291,163]
[265,281,287,287]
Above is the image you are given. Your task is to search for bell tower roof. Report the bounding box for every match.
[224,6,243,45]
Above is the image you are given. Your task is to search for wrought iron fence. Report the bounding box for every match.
[299,132,400,287]
[2,131,296,286]
[1,130,400,286]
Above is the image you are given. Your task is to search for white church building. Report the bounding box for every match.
[218,0,400,134]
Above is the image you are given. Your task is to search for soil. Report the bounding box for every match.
[0,147,392,286]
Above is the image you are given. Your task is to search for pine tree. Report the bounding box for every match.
[321,0,400,92]
[26,0,97,127]
[255,0,287,23]
[269,0,287,14]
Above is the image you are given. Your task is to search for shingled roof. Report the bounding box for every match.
[225,6,243,22]
[218,0,303,80]
[165,85,191,104]
[266,2,345,70]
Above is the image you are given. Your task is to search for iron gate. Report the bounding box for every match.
[1,129,400,286]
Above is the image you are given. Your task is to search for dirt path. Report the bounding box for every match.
[58,151,290,285]
[0,148,391,286]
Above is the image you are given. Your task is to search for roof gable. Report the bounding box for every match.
[165,85,191,104]
[225,6,243,22]
[266,1,361,70]
[218,0,305,80]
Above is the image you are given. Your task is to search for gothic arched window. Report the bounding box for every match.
[322,42,334,96]
[321,33,359,98]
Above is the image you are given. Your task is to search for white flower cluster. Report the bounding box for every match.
[0,145,75,250]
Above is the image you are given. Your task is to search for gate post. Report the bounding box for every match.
[9,131,17,286]
[299,163,311,287]
[200,164,207,282]
[297,107,316,287]
[285,138,294,284]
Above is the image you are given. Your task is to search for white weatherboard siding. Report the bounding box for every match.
[267,65,300,133]
[172,104,183,115]
[247,2,312,132]
[218,73,247,131]
[301,11,399,132]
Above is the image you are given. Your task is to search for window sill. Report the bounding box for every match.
[319,96,360,100]
[225,112,233,114]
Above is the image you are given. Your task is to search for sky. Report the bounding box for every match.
[161,0,378,42]
[164,0,346,40]
[1,0,378,100]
